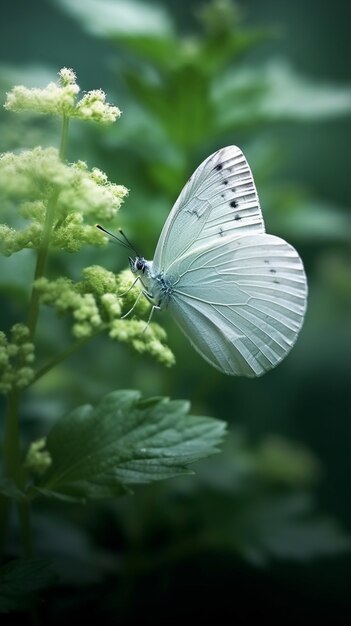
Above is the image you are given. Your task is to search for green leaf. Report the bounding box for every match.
[215,59,351,130]
[273,200,351,242]
[233,495,351,565]
[38,390,226,500]
[54,0,173,38]
[112,35,180,69]
[0,558,55,613]
[124,66,214,148]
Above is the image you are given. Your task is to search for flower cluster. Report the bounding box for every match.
[25,438,52,476]
[0,68,174,377]
[0,324,35,394]
[0,147,128,255]
[109,319,175,367]
[4,68,121,124]
[35,266,175,366]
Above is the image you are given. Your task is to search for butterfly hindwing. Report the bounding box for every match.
[167,233,307,376]
[154,146,264,273]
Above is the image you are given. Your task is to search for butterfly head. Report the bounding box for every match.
[129,256,147,274]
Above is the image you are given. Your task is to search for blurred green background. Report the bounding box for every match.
[0,0,350,623]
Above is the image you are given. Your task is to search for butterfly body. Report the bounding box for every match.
[130,258,174,310]
[129,146,307,377]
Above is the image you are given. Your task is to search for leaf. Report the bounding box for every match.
[140,436,349,566]
[124,66,214,148]
[54,0,173,38]
[215,59,351,129]
[233,494,351,566]
[258,60,351,120]
[38,390,226,500]
[0,558,55,613]
[273,200,351,242]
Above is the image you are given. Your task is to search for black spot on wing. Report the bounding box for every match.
[215,163,223,171]
[230,200,238,208]
[270,268,277,274]
[234,214,241,221]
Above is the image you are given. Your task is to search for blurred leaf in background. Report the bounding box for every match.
[0,0,350,622]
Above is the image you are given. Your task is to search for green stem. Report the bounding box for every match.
[3,392,23,485]
[59,114,69,161]
[2,115,70,564]
[27,189,59,341]
[27,115,70,341]
[1,394,21,560]
[3,393,33,557]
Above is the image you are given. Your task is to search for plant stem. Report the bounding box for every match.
[59,115,69,161]
[2,115,70,563]
[3,392,23,485]
[27,115,70,341]
[3,393,33,557]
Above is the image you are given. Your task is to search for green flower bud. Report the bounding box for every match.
[75,89,121,123]
[0,324,35,394]
[109,319,175,367]
[25,438,52,476]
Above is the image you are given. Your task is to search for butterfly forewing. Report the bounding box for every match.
[154,146,264,273]
[167,234,307,377]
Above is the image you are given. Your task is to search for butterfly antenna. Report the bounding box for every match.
[96,224,133,252]
[118,229,139,256]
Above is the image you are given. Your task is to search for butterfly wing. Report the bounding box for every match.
[153,145,264,272]
[167,233,307,377]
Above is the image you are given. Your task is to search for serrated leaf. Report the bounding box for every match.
[38,390,226,500]
[0,558,55,613]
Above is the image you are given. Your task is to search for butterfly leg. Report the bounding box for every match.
[121,289,144,319]
[140,302,161,335]
[119,276,140,297]
[121,286,156,320]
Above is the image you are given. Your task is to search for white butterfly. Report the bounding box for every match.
[128,146,307,377]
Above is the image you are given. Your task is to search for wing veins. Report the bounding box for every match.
[211,304,278,363]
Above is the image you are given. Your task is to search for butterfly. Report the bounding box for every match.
[101,146,308,377]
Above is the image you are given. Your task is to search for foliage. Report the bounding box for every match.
[32,390,225,501]
[56,0,351,248]
[109,433,350,568]
[0,558,55,613]
[0,0,350,620]
[0,67,225,615]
